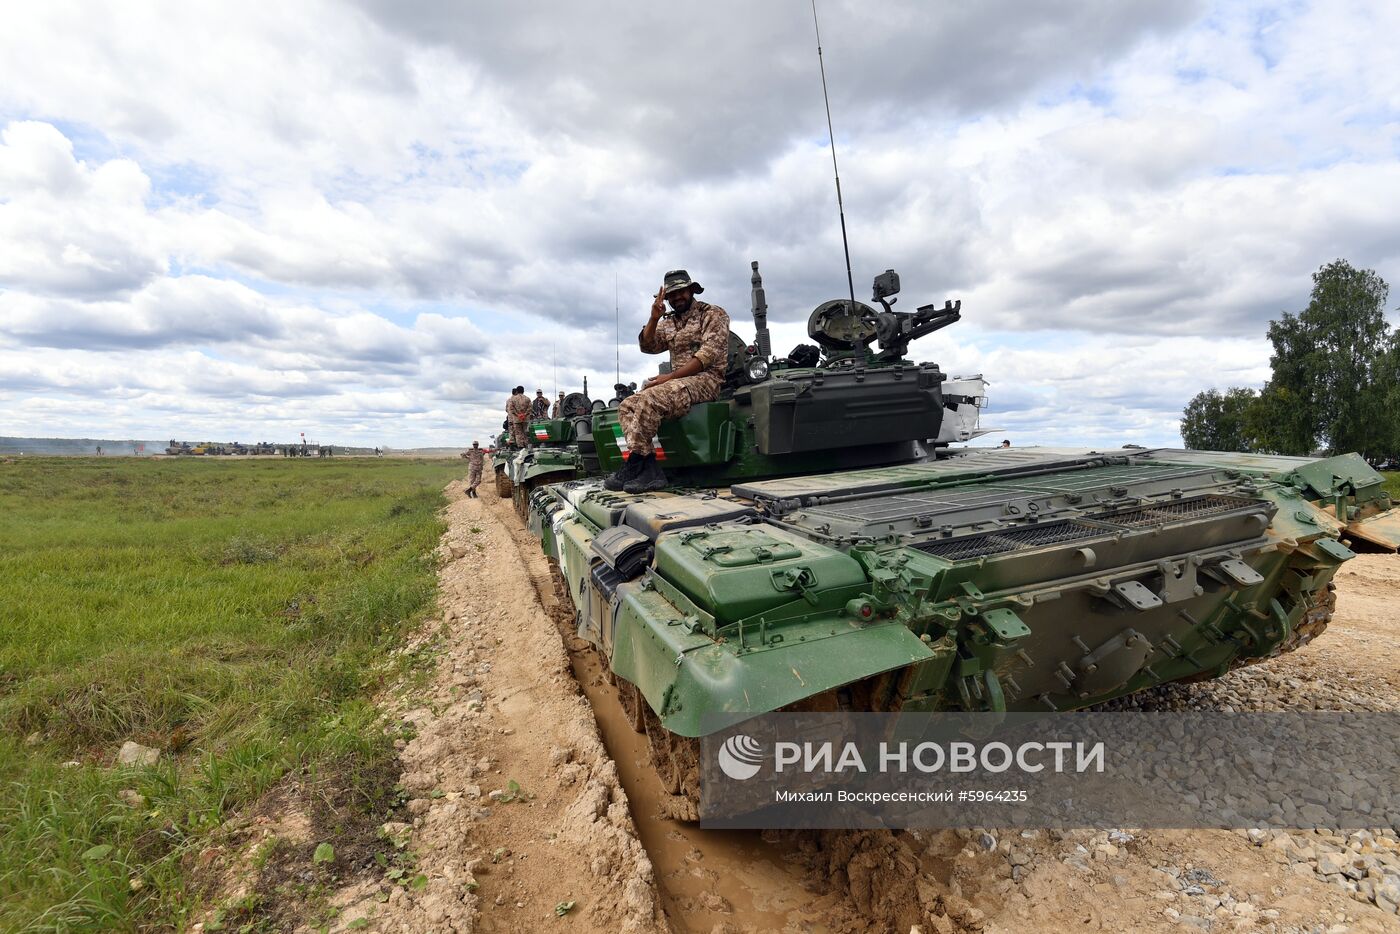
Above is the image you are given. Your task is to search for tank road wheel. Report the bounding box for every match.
[618,680,646,733]
[514,476,542,522]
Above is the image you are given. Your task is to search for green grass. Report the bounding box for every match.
[1383,471,1399,501]
[0,457,463,931]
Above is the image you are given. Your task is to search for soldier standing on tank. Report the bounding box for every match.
[530,389,550,420]
[551,392,565,419]
[605,269,729,494]
[464,441,485,498]
[505,386,530,447]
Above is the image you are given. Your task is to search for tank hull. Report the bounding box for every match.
[527,447,1394,743]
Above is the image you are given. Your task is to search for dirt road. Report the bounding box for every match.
[326,484,665,933]
[325,482,1400,933]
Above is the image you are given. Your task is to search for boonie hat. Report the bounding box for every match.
[663,269,704,295]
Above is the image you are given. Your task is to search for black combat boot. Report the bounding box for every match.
[603,452,646,491]
[623,454,667,494]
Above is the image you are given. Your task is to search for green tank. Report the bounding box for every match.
[520,262,1400,818]
[505,390,596,517]
[491,429,516,498]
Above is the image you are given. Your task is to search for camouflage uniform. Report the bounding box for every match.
[531,394,550,420]
[551,395,564,419]
[505,393,531,446]
[619,300,730,456]
[465,447,485,491]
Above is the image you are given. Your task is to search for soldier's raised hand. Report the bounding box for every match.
[651,286,666,319]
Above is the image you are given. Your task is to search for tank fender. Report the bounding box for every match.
[519,457,575,487]
[608,580,936,737]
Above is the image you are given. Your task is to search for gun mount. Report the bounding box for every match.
[784,267,961,366]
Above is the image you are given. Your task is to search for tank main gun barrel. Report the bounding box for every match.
[750,261,771,359]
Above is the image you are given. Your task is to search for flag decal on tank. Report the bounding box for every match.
[610,424,666,461]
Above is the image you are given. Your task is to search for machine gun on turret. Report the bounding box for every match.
[799,269,961,367]
[868,268,962,361]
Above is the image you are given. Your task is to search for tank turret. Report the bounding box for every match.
[579,262,963,486]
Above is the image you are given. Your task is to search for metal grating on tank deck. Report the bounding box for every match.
[1106,494,1257,528]
[798,464,1219,524]
[912,519,1100,561]
[813,486,1046,523]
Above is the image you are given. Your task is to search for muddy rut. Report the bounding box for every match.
[486,483,998,934]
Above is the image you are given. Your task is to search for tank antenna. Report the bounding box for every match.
[614,271,621,385]
[811,0,856,306]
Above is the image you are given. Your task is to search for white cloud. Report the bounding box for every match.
[0,0,1397,449]
[0,121,165,298]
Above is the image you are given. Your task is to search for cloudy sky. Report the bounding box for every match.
[2,0,1397,449]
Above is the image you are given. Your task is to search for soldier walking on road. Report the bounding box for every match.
[505,386,530,447]
[530,389,550,420]
[605,269,729,494]
[464,441,485,498]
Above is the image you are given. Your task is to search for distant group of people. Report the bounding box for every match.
[504,386,570,448]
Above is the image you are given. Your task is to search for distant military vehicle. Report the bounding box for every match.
[514,262,1399,817]
[503,391,595,515]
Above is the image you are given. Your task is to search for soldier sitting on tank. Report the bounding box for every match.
[605,269,730,494]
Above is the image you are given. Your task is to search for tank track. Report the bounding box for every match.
[545,558,703,819]
[548,545,1337,821]
[1229,581,1335,670]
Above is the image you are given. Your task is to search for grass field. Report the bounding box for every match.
[0,457,463,931]
[1384,471,1399,500]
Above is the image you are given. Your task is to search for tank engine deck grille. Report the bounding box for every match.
[912,535,1016,561]
[912,519,1100,561]
[1106,494,1256,528]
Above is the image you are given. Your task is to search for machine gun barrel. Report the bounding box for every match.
[908,299,961,341]
[870,298,962,361]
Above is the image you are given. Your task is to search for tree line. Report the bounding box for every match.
[1181,259,1400,464]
